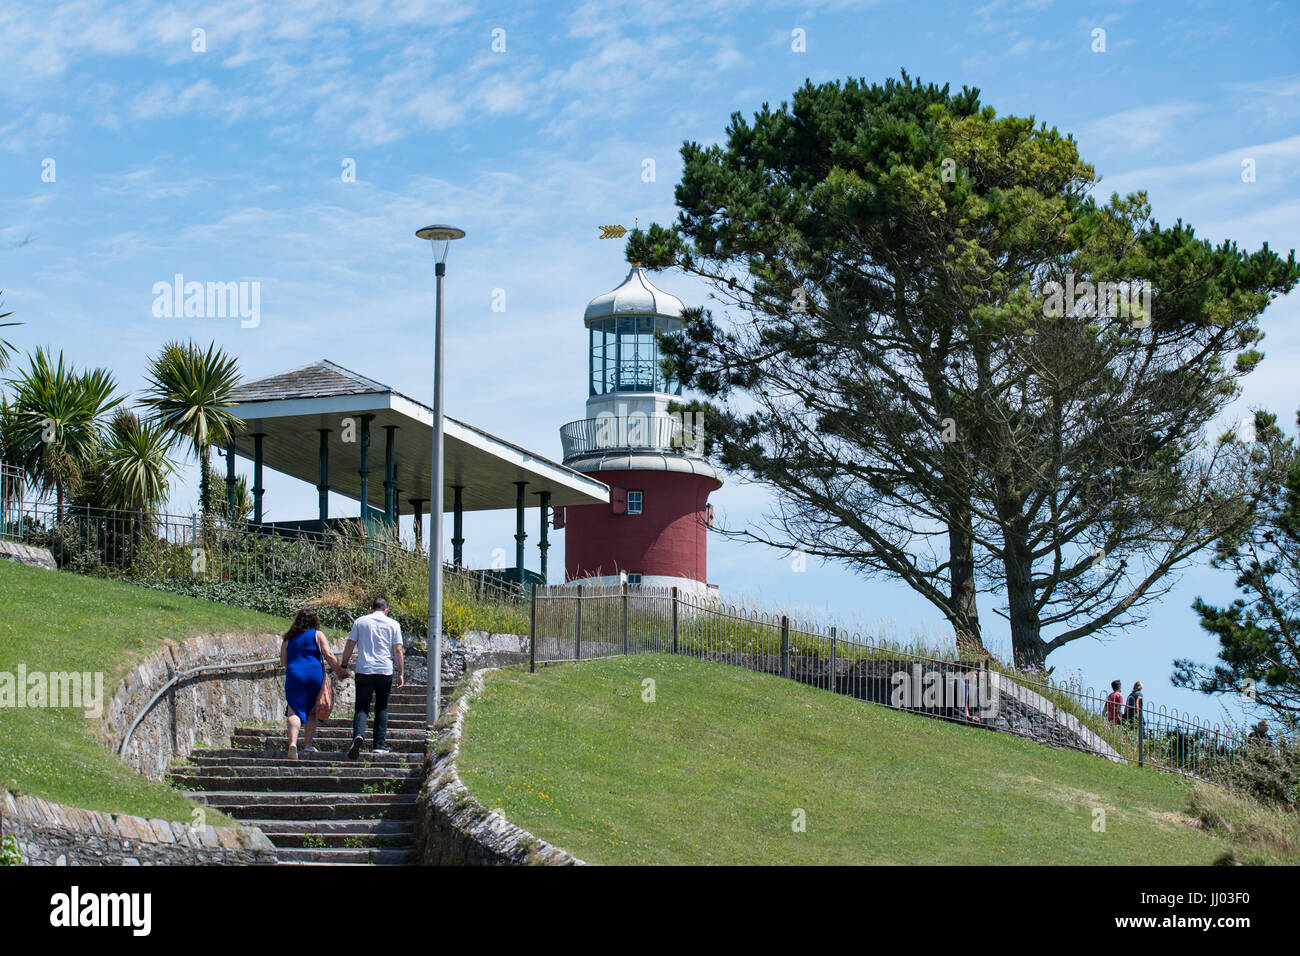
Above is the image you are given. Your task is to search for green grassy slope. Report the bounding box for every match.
[0,560,289,821]
[458,655,1233,865]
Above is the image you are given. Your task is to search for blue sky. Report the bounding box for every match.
[2,0,1298,725]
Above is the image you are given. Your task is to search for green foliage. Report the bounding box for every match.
[67,408,176,515]
[7,347,123,513]
[0,832,22,866]
[1208,739,1300,813]
[631,73,1300,666]
[1177,408,1300,728]
[110,530,529,642]
[1187,781,1300,865]
[0,293,19,376]
[102,410,176,513]
[140,340,243,518]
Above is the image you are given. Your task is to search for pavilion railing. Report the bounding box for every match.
[529,582,1261,781]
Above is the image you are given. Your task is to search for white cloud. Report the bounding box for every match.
[1077,101,1202,156]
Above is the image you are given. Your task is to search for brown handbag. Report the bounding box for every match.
[314,665,334,720]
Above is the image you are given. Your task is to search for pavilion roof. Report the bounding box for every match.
[228,360,608,514]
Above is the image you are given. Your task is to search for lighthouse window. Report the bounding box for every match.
[588,317,683,396]
[626,490,643,514]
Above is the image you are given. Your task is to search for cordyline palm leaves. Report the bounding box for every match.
[141,340,243,519]
[0,293,19,375]
[102,409,175,514]
[8,348,122,518]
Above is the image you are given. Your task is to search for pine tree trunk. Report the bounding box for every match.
[1002,523,1047,667]
[948,501,983,653]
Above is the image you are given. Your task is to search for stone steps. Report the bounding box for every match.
[277,847,414,865]
[187,749,416,767]
[230,735,425,755]
[251,819,413,837]
[231,725,428,739]
[319,717,427,730]
[174,685,431,863]
[172,764,420,780]
[255,820,413,851]
[192,792,417,821]
[174,772,420,793]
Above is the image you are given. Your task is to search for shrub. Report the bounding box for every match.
[1210,739,1300,812]
[0,833,22,866]
[1187,782,1300,865]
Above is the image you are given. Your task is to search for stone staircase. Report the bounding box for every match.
[169,684,434,865]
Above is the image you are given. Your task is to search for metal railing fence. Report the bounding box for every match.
[0,463,526,609]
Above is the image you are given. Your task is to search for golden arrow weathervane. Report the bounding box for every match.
[598,224,628,239]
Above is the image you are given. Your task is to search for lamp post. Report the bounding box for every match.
[416,223,465,726]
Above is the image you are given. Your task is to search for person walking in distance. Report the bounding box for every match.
[1123,680,1144,728]
[339,597,405,759]
[1104,680,1125,725]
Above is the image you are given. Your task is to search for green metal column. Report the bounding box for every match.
[224,442,237,521]
[452,485,464,567]
[358,415,372,523]
[538,490,550,583]
[383,425,398,526]
[514,481,527,587]
[317,429,330,528]
[252,433,265,524]
[411,498,425,549]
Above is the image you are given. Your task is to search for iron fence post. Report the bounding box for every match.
[671,586,679,654]
[829,626,837,694]
[575,584,583,660]
[1138,711,1145,767]
[622,581,629,655]
[780,615,790,679]
[529,583,537,674]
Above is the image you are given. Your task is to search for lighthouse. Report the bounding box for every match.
[558,266,723,597]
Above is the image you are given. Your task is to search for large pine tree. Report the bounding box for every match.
[629,74,1300,664]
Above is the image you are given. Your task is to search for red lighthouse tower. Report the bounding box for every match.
[559,267,722,597]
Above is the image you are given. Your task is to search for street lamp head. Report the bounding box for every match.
[416,224,466,265]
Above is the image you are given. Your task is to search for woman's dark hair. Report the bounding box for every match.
[283,608,320,641]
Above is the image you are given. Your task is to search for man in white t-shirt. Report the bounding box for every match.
[339,597,405,759]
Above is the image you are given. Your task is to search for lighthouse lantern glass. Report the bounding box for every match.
[588,315,683,396]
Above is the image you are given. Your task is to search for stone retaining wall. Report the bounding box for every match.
[0,790,276,866]
[6,630,360,866]
[990,672,1124,761]
[413,668,583,866]
[402,630,531,689]
[101,632,355,782]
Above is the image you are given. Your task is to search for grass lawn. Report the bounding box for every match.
[0,560,287,822]
[458,654,1239,865]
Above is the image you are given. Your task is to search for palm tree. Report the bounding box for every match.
[9,348,122,518]
[0,293,19,375]
[141,340,243,520]
[103,409,175,514]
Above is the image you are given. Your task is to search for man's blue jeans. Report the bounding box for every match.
[353,673,393,749]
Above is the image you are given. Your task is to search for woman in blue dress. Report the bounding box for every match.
[280,609,347,760]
